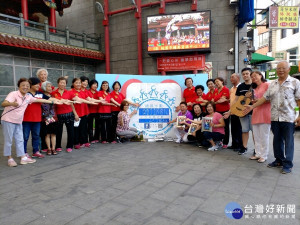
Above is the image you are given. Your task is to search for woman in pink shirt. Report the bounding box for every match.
[1,78,56,167]
[249,71,271,163]
[203,102,225,151]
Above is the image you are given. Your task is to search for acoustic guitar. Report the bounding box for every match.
[230,87,253,117]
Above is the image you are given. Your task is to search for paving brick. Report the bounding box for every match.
[174,170,206,185]
[114,197,167,224]
[66,202,128,225]
[112,175,151,191]
[182,210,224,225]
[151,182,190,202]
[0,209,41,225]
[160,195,204,221]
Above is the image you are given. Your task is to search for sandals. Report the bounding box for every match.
[51,149,57,155]
[47,149,57,155]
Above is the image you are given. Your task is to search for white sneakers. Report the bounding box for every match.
[175,138,181,143]
[208,145,219,151]
[8,158,17,167]
[20,157,36,165]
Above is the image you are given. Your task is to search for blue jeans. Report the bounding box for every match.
[23,121,40,154]
[271,121,294,169]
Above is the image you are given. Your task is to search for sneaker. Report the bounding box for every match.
[111,141,117,144]
[74,144,81,149]
[25,153,32,159]
[41,149,48,153]
[257,158,266,163]
[94,140,99,143]
[238,148,247,155]
[56,148,62,152]
[32,152,45,158]
[66,148,72,153]
[216,141,223,148]
[84,143,91,147]
[281,167,292,174]
[102,141,108,144]
[222,144,228,149]
[267,161,283,168]
[91,140,97,144]
[175,138,181,143]
[208,145,219,151]
[8,159,17,167]
[20,157,36,165]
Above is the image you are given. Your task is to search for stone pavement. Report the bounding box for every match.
[0,127,300,225]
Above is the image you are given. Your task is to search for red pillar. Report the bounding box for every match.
[49,0,57,32]
[104,0,110,74]
[191,0,197,11]
[135,0,143,75]
[21,0,28,26]
[159,0,165,14]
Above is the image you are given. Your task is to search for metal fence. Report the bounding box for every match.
[0,13,101,51]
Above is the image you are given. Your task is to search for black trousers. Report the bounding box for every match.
[56,120,74,149]
[99,113,113,142]
[187,130,204,143]
[87,113,100,142]
[74,115,88,145]
[40,121,47,150]
[230,115,242,148]
[111,111,119,141]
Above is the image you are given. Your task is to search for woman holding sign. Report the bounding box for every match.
[186,103,205,146]
[203,102,225,151]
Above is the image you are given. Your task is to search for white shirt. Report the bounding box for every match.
[264,76,300,122]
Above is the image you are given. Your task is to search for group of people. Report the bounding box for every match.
[1,61,299,174]
[171,61,300,174]
[1,68,139,167]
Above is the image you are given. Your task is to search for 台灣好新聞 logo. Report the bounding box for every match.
[225,202,243,219]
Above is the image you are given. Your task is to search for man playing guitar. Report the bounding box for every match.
[224,68,253,155]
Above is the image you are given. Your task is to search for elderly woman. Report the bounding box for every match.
[98,81,118,144]
[69,78,100,149]
[22,77,61,159]
[87,79,100,143]
[116,100,138,140]
[194,85,207,112]
[36,68,52,152]
[249,71,271,163]
[203,102,225,151]
[51,77,92,152]
[205,79,216,102]
[186,103,205,145]
[41,81,60,155]
[110,81,139,143]
[1,78,57,167]
[213,77,230,148]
